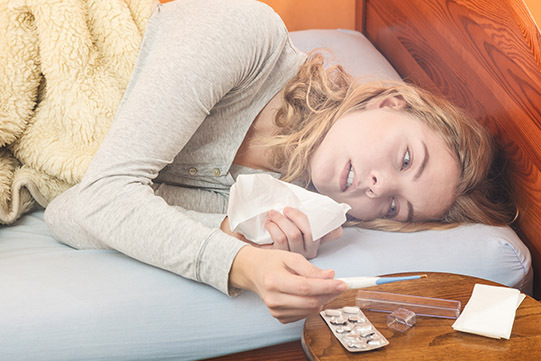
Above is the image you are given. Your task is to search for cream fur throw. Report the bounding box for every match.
[0,0,155,224]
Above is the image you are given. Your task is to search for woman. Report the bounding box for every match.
[44,0,513,324]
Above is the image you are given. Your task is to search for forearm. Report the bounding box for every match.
[46,179,246,294]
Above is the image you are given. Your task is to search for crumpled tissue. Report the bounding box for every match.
[227,174,351,244]
[452,283,526,339]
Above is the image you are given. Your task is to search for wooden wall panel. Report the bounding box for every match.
[161,0,357,31]
[259,0,356,31]
[360,0,541,298]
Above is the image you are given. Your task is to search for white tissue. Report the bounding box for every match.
[227,174,351,244]
[452,284,526,339]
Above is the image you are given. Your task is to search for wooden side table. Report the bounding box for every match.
[302,272,541,360]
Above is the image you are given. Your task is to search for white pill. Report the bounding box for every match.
[325,309,342,317]
[359,332,375,339]
[348,315,365,323]
[335,326,352,334]
[347,341,367,349]
[354,324,373,336]
[343,306,360,314]
[330,316,347,325]
[342,335,358,343]
[367,339,382,346]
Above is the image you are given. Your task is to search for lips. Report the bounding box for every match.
[340,161,356,192]
[340,161,351,192]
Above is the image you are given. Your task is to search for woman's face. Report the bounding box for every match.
[309,102,460,222]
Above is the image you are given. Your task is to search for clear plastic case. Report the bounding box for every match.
[387,308,416,332]
[356,290,461,319]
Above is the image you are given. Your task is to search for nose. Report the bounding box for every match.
[365,172,393,198]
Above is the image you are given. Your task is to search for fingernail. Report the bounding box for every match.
[337,282,348,292]
[268,209,277,217]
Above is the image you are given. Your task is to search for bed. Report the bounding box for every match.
[0,0,539,360]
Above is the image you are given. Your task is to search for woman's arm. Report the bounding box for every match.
[45,0,347,322]
[45,0,289,294]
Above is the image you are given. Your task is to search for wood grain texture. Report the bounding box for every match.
[202,340,307,361]
[303,272,541,360]
[204,272,541,360]
[358,0,541,298]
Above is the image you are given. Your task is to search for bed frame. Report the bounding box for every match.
[207,0,541,359]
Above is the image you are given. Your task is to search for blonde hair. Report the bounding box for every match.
[266,52,516,231]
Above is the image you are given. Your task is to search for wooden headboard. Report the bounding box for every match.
[355,0,541,298]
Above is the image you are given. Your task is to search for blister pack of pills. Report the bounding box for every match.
[320,306,389,352]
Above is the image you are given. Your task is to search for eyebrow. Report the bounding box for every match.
[414,142,429,181]
[407,142,429,222]
[406,201,414,222]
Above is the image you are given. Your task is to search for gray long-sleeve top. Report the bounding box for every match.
[44,0,307,295]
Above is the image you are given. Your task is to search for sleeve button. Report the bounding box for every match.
[212,168,221,176]
[189,167,198,176]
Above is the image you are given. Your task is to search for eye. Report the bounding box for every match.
[401,148,411,170]
[384,198,398,218]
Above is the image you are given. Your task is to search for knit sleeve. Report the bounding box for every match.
[44,0,289,295]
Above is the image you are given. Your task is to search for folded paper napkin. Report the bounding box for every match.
[452,284,526,339]
[227,174,351,244]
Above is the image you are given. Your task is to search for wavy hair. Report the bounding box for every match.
[265,52,516,231]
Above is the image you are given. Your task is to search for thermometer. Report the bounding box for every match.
[337,274,427,289]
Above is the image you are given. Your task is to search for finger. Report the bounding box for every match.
[265,220,290,251]
[304,238,320,259]
[265,292,337,320]
[282,207,321,257]
[284,253,336,280]
[277,316,304,324]
[320,226,344,245]
[282,207,313,241]
[277,271,347,297]
[273,312,309,324]
[267,210,305,254]
[259,253,343,296]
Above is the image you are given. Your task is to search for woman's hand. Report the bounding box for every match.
[220,216,249,242]
[263,207,343,259]
[220,208,343,259]
[229,246,348,323]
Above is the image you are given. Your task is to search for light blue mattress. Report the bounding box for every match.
[0,210,531,360]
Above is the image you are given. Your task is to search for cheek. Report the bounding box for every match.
[309,157,329,192]
[346,198,381,221]
[309,143,330,180]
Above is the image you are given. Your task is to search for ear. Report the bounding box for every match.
[365,95,407,110]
